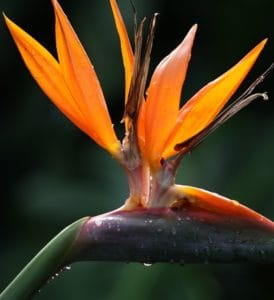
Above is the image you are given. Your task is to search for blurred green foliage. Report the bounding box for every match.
[1,0,274,299]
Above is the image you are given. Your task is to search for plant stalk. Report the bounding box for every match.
[0,217,88,300]
[1,208,274,299]
[72,208,274,264]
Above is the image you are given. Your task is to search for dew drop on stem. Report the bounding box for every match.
[143,263,153,267]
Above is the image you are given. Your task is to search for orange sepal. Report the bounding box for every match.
[163,39,267,158]
[4,15,93,137]
[109,0,134,101]
[52,0,121,156]
[178,185,274,229]
[144,25,197,169]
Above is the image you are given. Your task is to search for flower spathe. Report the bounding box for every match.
[5,0,273,228]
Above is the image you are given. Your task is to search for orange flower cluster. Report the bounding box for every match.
[5,0,273,227]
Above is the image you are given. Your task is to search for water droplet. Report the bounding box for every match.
[46,265,72,285]
[95,219,102,226]
[143,263,153,267]
[207,236,213,244]
[250,246,256,253]
[185,216,191,221]
[171,227,177,235]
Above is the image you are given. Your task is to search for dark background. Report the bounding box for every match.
[1,0,274,299]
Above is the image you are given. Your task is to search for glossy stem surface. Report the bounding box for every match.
[72,208,274,264]
[2,208,274,300]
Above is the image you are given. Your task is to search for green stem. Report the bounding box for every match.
[0,217,88,300]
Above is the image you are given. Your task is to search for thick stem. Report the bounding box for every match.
[2,209,274,299]
[71,208,274,264]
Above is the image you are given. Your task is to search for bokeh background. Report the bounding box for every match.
[1,0,274,299]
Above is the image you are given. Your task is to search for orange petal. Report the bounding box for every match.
[163,39,267,158]
[144,25,197,169]
[52,0,121,156]
[137,100,146,154]
[4,15,92,137]
[178,185,274,229]
[109,0,134,101]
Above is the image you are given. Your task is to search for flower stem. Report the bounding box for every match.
[1,209,274,299]
[73,208,274,264]
[0,217,88,300]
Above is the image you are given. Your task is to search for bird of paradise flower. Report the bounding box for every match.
[4,0,274,228]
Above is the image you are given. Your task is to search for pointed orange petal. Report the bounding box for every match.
[178,185,274,229]
[52,0,120,156]
[163,39,267,158]
[4,15,93,137]
[110,0,134,101]
[144,25,197,169]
